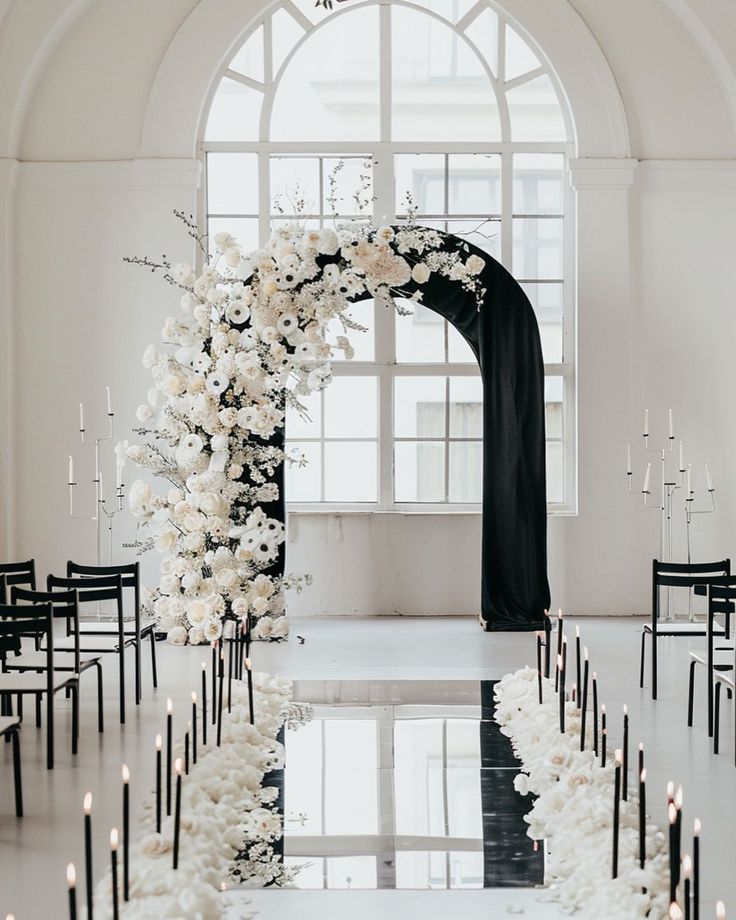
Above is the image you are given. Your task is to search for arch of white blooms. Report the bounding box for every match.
[127,218,485,644]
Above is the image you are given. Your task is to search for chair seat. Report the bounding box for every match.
[644,622,725,635]
[79,621,155,637]
[3,650,101,672]
[0,716,20,735]
[50,635,128,653]
[689,648,734,669]
[0,671,76,693]
[714,670,735,689]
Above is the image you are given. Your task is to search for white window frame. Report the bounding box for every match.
[198,0,578,515]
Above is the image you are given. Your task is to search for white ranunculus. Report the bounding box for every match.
[411,262,430,284]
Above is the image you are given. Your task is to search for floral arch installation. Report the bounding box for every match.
[128,220,549,641]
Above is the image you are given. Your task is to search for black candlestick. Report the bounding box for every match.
[669,802,678,903]
[622,706,629,801]
[246,657,255,726]
[558,654,566,734]
[580,650,589,751]
[592,673,599,756]
[536,635,543,704]
[217,648,225,746]
[227,625,234,713]
[122,765,130,902]
[173,760,183,869]
[639,768,647,868]
[155,734,162,833]
[110,829,120,920]
[184,729,190,775]
[555,611,564,691]
[192,692,198,765]
[601,727,607,767]
[693,820,700,920]
[201,664,207,746]
[166,698,173,816]
[612,750,622,878]
[211,641,217,726]
[543,612,551,678]
[83,793,93,920]
[67,863,78,920]
[575,626,582,709]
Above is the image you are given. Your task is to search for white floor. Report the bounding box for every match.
[0,615,734,918]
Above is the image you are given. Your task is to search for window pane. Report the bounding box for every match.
[395,441,445,502]
[449,442,482,502]
[204,77,261,141]
[425,0,478,22]
[324,442,377,501]
[395,377,446,438]
[286,389,321,439]
[546,439,564,503]
[513,218,563,279]
[522,283,563,363]
[449,377,483,437]
[464,7,499,77]
[229,26,264,83]
[271,155,321,215]
[324,377,377,438]
[394,154,445,215]
[448,154,501,215]
[207,217,259,256]
[446,219,501,263]
[396,302,445,363]
[507,74,567,142]
[207,153,258,215]
[513,153,564,215]
[326,300,375,362]
[504,23,541,82]
[323,156,373,216]
[272,7,306,78]
[326,856,378,889]
[392,6,500,142]
[284,720,323,835]
[271,6,380,141]
[286,441,321,502]
[447,324,476,363]
[324,720,378,834]
[545,375,564,503]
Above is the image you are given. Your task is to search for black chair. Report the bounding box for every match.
[641,559,731,699]
[66,561,158,704]
[0,603,78,769]
[0,716,22,816]
[686,581,736,736]
[7,587,104,733]
[0,560,36,593]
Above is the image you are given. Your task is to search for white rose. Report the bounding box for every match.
[411,262,430,284]
[155,530,178,553]
[270,615,289,639]
[225,248,242,268]
[203,619,223,642]
[187,600,207,625]
[136,404,154,423]
[167,625,188,646]
[214,231,235,251]
[465,254,485,275]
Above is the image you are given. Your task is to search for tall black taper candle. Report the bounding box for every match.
[217,647,225,746]
[683,854,692,920]
[155,734,162,833]
[622,705,629,801]
[173,758,183,869]
[544,611,551,678]
[639,742,644,782]
[555,610,564,691]
[693,819,700,920]
[121,764,130,901]
[575,625,582,709]
[67,863,78,920]
[536,634,543,704]
[110,828,120,920]
[211,641,217,726]
[83,792,93,920]
[601,705,607,766]
[201,663,207,746]
[166,698,173,816]
[674,787,683,892]
[593,672,599,756]
[639,768,647,868]
[227,624,234,713]
[580,648,589,751]
[246,656,255,726]
[191,692,198,765]
[612,749,622,878]
[184,727,190,775]
[558,653,566,734]
[668,802,678,903]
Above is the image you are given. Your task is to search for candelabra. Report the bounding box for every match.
[627,409,716,620]
[68,387,126,566]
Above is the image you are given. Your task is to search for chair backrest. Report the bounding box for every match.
[47,573,124,635]
[11,587,81,670]
[0,559,36,591]
[653,559,731,589]
[0,602,54,686]
[66,561,140,621]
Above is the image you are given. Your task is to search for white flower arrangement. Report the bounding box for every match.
[494,668,671,919]
[126,209,485,644]
[93,672,304,918]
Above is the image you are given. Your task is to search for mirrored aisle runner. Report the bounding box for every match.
[278,680,543,890]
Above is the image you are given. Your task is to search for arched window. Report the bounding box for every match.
[201,0,575,512]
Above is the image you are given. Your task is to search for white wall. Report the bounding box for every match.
[1,0,736,617]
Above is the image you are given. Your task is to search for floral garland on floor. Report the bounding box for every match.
[126,212,485,644]
[93,673,310,919]
[495,668,670,919]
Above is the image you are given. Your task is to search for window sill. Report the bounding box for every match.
[287,505,578,517]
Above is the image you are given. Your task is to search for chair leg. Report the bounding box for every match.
[639,631,647,689]
[714,682,722,755]
[134,639,141,707]
[687,659,697,727]
[34,693,41,728]
[46,692,54,770]
[652,634,658,700]
[119,648,125,725]
[96,663,104,733]
[149,631,158,689]
[11,727,22,818]
[71,684,79,756]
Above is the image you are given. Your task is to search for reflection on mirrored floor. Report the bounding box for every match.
[281,681,544,890]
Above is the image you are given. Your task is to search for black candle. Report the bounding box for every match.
[555,610,564,691]
[639,768,647,869]
[184,727,190,775]
[246,657,255,726]
[121,764,130,902]
[217,647,225,746]
[575,625,582,709]
[682,854,692,920]
[83,792,93,920]
[173,759,183,870]
[693,819,700,920]
[639,742,644,780]
[561,637,567,687]
[110,828,120,920]
[601,705,607,766]
[543,611,551,678]
[239,621,245,679]
[227,625,234,713]
[622,705,629,801]
[166,697,173,816]
[67,863,78,920]
[612,749,622,878]
[191,692,198,765]
[211,641,217,726]
[201,663,207,747]
[536,635,543,705]
[668,802,678,903]
[155,734,162,834]
[674,787,683,891]
[558,654,565,734]
[245,613,251,662]
[593,672,599,756]
[580,649,589,752]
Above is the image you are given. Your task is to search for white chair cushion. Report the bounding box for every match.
[644,622,725,634]
[0,671,76,692]
[3,650,101,670]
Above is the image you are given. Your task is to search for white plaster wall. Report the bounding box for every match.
[2,0,736,617]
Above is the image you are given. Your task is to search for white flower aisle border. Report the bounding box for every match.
[85,673,310,920]
[496,666,678,919]
[125,209,485,645]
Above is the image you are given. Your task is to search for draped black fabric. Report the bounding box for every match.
[270,230,550,631]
